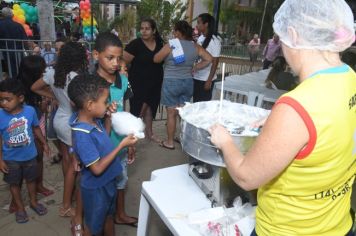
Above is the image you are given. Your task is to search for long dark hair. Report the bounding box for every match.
[17,55,46,107]
[141,18,163,45]
[265,56,287,89]
[54,42,88,88]
[198,13,216,49]
[174,20,193,40]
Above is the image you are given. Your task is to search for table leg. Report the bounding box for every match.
[137,193,151,236]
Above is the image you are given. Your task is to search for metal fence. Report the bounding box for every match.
[220,43,265,60]
[1,39,266,81]
[0,39,94,80]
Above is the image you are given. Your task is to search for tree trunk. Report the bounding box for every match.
[37,0,56,41]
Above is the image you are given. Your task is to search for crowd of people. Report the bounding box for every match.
[0,0,356,235]
[0,11,224,236]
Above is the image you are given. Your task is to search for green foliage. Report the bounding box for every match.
[110,7,136,43]
[137,0,187,39]
[202,0,284,43]
[90,0,110,32]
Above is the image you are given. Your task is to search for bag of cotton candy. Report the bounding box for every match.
[111,112,145,139]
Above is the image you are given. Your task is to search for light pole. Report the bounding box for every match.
[259,0,268,37]
[213,0,221,34]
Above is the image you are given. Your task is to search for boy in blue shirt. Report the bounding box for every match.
[68,74,137,235]
[0,79,49,223]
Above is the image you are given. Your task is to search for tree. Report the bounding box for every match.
[137,0,187,39]
[37,0,56,40]
[110,7,136,43]
[202,0,284,43]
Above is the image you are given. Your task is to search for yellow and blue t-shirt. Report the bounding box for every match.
[256,64,356,235]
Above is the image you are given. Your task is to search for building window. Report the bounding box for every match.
[115,4,120,15]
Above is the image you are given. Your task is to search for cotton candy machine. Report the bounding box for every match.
[178,101,270,207]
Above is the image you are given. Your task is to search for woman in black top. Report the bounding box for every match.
[124,19,164,143]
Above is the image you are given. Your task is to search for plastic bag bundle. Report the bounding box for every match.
[273,0,355,52]
[111,112,145,139]
[188,197,256,236]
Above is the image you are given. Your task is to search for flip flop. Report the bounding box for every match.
[114,217,138,228]
[159,141,175,150]
[149,135,162,144]
[37,189,54,197]
[59,206,75,217]
[15,211,29,224]
[30,203,48,216]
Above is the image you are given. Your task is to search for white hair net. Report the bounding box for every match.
[273,0,355,52]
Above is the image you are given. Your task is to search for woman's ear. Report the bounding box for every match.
[287,27,298,47]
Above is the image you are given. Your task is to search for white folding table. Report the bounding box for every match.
[137,164,211,236]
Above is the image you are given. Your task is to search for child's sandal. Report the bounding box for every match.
[15,211,29,223]
[30,203,48,216]
[59,206,75,217]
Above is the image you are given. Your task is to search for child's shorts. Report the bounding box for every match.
[116,152,128,190]
[3,158,38,185]
[161,77,193,107]
[81,180,117,235]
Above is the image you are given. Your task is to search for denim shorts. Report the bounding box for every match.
[81,179,117,235]
[116,152,128,190]
[161,77,193,107]
[3,158,38,185]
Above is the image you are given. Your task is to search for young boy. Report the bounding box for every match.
[92,32,137,226]
[68,74,137,235]
[0,79,49,224]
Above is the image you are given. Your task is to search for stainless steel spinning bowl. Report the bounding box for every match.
[179,101,270,167]
[180,119,256,167]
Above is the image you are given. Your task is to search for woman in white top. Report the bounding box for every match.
[31,42,88,220]
[193,13,222,102]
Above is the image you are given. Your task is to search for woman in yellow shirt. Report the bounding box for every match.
[209,0,356,235]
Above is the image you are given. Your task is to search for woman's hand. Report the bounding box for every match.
[204,80,212,91]
[208,124,234,149]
